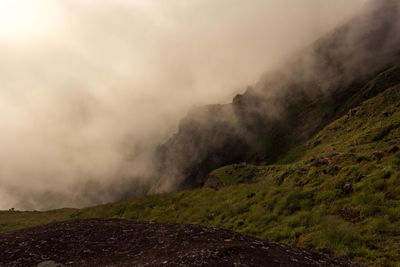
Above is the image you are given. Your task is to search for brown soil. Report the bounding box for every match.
[0,218,364,267]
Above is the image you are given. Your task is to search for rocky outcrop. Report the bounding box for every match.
[151,0,400,192]
[0,218,365,266]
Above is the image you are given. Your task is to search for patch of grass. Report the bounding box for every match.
[278,189,315,215]
[0,208,77,234]
[302,218,368,257]
[208,163,264,186]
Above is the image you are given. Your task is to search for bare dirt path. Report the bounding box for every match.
[0,218,364,266]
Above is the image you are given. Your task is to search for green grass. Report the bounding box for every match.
[208,163,283,186]
[0,208,78,233]
[1,81,400,266]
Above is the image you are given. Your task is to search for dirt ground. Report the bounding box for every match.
[0,218,364,266]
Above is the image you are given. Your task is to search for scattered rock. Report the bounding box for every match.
[247,193,256,199]
[356,156,369,163]
[313,140,321,147]
[342,183,353,196]
[385,191,400,200]
[325,153,339,160]
[311,159,329,167]
[348,109,357,117]
[340,208,361,223]
[382,109,396,117]
[372,151,388,161]
[323,153,340,164]
[306,158,316,164]
[387,145,399,154]
[383,171,391,179]
[372,125,395,142]
[0,219,364,267]
[354,175,366,183]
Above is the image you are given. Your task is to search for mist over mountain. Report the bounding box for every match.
[3,2,400,265]
[152,0,400,193]
[0,0,371,210]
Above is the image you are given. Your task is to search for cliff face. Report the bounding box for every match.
[151,0,400,192]
[152,104,251,192]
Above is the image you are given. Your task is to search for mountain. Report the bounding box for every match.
[3,65,400,265]
[151,0,400,193]
[2,1,400,266]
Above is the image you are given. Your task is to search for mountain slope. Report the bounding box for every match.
[2,1,400,266]
[151,0,400,193]
[2,79,400,266]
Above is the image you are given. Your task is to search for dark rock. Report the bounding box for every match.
[311,159,329,167]
[306,158,316,164]
[151,0,400,193]
[0,219,365,267]
[342,183,353,196]
[384,171,391,179]
[313,140,321,147]
[247,193,256,199]
[385,191,400,200]
[357,156,369,163]
[372,152,388,161]
[325,153,339,160]
[348,109,357,117]
[341,207,361,223]
[354,175,366,183]
[387,145,399,154]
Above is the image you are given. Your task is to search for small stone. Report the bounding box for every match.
[388,145,399,154]
[342,183,353,196]
[247,193,256,199]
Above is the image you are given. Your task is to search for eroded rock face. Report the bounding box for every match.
[153,104,251,192]
[151,0,400,193]
[0,219,364,267]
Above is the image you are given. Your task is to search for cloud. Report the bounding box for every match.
[0,0,367,210]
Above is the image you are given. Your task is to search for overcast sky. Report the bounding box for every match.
[0,0,368,210]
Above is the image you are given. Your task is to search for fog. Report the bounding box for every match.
[0,0,368,210]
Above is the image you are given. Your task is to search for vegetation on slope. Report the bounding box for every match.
[152,0,400,191]
[2,82,400,266]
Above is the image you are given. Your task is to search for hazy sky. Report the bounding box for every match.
[0,0,368,210]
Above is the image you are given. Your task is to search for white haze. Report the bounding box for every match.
[0,0,367,210]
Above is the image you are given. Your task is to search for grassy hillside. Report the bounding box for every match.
[2,82,400,266]
[152,0,400,192]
